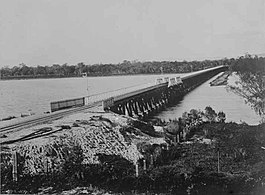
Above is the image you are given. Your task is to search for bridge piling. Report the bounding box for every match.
[105,65,228,119]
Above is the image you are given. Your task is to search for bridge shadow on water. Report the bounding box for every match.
[145,95,185,124]
[145,78,212,124]
[145,74,220,124]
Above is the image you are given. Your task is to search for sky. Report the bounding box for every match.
[0,0,264,67]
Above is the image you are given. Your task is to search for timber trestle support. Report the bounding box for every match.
[103,66,228,118]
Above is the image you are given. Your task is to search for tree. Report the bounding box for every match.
[35,65,47,75]
[217,111,226,123]
[229,74,264,119]
[19,63,32,75]
[1,58,225,78]
[229,55,265,122]
[204,106,217,123]
[75,62,86,76]
[189,109,201,120]
[166,120,180,135]
[51,64,61,75]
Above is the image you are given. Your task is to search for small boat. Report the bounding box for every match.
[21,110,35,117]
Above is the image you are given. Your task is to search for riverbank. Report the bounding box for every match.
[1,108,264,194]
[0,109,166,194]
[0,72,182,81]
[210,71,231,86]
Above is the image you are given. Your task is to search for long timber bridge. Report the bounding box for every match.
[102,65,227,117]
[0,65,227,133]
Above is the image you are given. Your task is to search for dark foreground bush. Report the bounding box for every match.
[2,151,265,194]
[2,123,265,194]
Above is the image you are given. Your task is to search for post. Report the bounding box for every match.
[44,157,49,174]
[135,163,139,177]
[86,73,89,97]
[150,154,154,167]
[143,159,146,171]
[12,151,18,182]
[217,149,220,173]
[183,130,186,141]
[102,97,114,111]
[261,76,265,122]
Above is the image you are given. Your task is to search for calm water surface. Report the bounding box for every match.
[150,73,260,125]
[0,74,177,120]
[0,73,260,125]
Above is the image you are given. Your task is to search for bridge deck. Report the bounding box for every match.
[0,65,226,132]
[89,65,225,102]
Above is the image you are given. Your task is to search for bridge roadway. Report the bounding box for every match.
[88,65,225,103]
[0,65,227,133]
[104,65,227,116]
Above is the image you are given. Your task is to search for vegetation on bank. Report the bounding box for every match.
[1,107,264,194]
[1,59,225,79]
[0,54,264,80]
[228,54,265,121]
[1,54,264,194]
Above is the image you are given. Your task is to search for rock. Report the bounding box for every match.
[154,126,164,132]
[72,122,80,127]
[61,125,71,129]
[1,116,16,121]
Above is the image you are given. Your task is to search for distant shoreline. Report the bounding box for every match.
[0,75,78,80]
[0,72,188,81]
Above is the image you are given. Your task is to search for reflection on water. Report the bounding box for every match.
[0,73,260,125]
[150,73,260,125]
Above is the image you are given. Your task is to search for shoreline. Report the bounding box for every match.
[0,72,186,81]
[1,107,264,194]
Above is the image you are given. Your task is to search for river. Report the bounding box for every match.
[150,72,260,125]
[0,73,260,125]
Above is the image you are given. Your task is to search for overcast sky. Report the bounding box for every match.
[0,0,264,67]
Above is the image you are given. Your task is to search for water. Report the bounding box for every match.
[0,74,178,120]
[150,73,260,125]
[0,73,260,125]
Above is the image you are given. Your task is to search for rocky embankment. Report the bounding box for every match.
[1,110,167,194]
[210,71,230,86]
[1,107,265,194]
[1,111,166,172]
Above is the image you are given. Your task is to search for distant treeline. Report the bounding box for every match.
[0,59,224,79]
[0,55,264,79]
[229,54,265,74]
